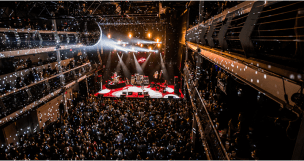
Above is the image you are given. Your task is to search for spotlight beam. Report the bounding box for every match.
[133,53,144,75]
[115,54,123,74]
[98,34,159,53]
[141,53,151,70]
[117,53,131,79]
[104,51,112,81]
[160,53,169,82]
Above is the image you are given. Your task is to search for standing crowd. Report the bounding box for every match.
[0,96,206,160]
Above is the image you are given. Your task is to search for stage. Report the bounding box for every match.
[97,84,183,99]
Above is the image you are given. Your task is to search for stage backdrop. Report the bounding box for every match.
[101,51,179,84]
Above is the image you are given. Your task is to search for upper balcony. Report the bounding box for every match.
[0,28,87,58]
[186,1,304,83]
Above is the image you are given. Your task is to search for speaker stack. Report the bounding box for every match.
[174,76,180,95]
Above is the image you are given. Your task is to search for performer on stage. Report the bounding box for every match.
[164,79,168,87]
[161,79,168,93]
[154,71,158,83]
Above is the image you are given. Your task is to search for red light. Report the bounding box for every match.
[70,49,72,51]
[138,57,146,63]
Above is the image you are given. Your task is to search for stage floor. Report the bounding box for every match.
[97,84,183,99]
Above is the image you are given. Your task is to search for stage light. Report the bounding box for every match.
[156,39,159,43]
[129,33,132,38]
[148,33,151,38]
[138,57,146,63]
[137,42,140,45]
[140,44,143,47]
[157,44,161,47]
[117,40,121,44]
[108,34,111,38]
[149,47,152,50]
[123,44,126,47]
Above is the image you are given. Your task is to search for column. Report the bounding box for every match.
[52,12,67,116]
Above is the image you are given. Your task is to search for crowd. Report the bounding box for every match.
[0,57,88,94]
[0,58,90,120]
[185,56,297,160]
[0,96,206,160]
[186,60,261,160]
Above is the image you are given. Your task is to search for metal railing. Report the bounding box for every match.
[184,76,213,160]
[186,1,304,70]
[0,63,92,121]
[0,62,97,126]
[0,62,91,99]
[184,63,230,160]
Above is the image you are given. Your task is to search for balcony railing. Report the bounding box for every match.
[186,1,304,70]
[0,62,91,120]
[184,63,229,160]
[0,28,84,58]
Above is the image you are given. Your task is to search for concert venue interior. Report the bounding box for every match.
[0,1,304,160]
